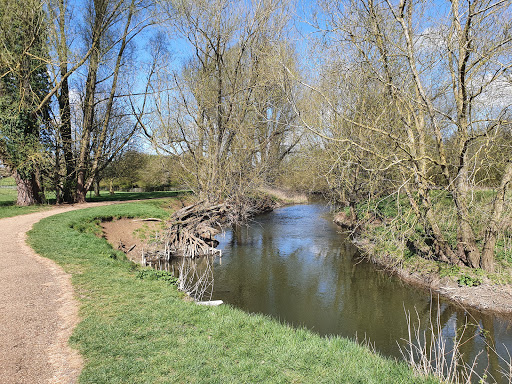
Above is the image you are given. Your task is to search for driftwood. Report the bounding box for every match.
[196,300,223,306]
[161,201,229,259]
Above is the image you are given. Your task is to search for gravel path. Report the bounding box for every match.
[0,203,110,384]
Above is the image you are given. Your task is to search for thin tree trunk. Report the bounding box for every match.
[76,37,100,203]
[453,144,481,268]
[481,160,512,271]
[56,0,74,203]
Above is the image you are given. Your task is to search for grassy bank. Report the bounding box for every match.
[27,199,436,383]
[344,191,512,288]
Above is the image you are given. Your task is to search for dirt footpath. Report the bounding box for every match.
[0,203,112,384]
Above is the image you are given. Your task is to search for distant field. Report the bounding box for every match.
[0,176,15,187]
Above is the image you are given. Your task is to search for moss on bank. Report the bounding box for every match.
[28,199,437,383]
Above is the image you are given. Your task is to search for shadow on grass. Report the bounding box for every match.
[85,190,191,202]
[0,190,192,219]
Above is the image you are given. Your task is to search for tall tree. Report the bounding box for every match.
[45,0,155,203]
[299,0,512,271]
[48,0,75,202]
[148,0,300,204]
[73,0,153,203]
[0,0,50,205]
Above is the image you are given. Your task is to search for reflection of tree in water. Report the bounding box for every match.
[400,299,510,383]
[146,204,512,383]
[149,256,216,302]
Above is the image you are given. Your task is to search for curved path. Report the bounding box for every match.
[0,203,113,384]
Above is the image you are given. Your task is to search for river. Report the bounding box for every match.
[159,203,512,383]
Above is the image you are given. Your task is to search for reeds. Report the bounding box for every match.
[397,299,512,384]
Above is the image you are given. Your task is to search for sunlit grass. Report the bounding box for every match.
[0,176,15,186]
[27,200,438,384]
[0,187,53,218]
[0,188,191,219]
[354,190,512,285]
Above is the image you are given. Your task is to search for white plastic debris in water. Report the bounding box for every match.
[196,300,223,306]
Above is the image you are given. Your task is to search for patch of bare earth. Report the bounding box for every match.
[101,218,163,264]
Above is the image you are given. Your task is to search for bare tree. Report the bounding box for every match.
[145,0,300,206]
[298,0,512,271]
[73,0,155,203]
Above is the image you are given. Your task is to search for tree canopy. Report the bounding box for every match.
[0,0,511,270]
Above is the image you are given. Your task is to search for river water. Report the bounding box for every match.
[160,203,512,383]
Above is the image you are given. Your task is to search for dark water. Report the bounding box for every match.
[160,204,512,382]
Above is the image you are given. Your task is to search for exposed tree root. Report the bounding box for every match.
[142,195,278,263]
[166,201,229,258]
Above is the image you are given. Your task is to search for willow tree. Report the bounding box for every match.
[69,0,155,203]
[0,0,51,206]
[304,0,512,271]
[146,0,300,205]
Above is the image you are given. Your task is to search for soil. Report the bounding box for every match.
[397,267,512,315]
[101,218,164,264]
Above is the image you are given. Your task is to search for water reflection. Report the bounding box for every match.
[156,204,512,383]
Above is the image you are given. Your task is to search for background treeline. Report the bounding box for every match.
[1,0,512,272]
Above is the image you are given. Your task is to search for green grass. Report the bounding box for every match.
[27,200,437,384]
[85,190,191,202]
[0,189,190,219]
[353,190,512,285]
[0,176,15,186]
[0,187,53,218]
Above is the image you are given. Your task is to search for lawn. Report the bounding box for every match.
[27,200,437,384]
[0,188,189,219]
[0,186,53,219]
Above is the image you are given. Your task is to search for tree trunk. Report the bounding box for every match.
[94,178,100,197]
[75,0,104,204]
[57,0,75,204]
[75,181,88,203]
[453,150,481,268]
[13,170,42,206]
[480,160,512,271]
